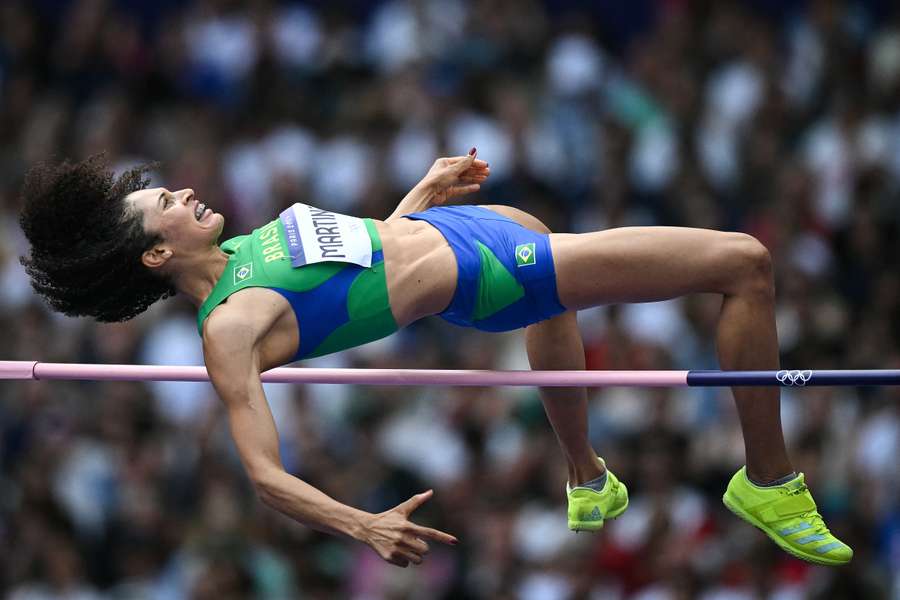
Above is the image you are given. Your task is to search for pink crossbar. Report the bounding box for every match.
[0,360,687,387]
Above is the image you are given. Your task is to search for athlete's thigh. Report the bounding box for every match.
[550,226,752,310]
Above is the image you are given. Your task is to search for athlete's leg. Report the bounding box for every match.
[481,205,604,486]
[525,311,604,485]
[551,226,792,483]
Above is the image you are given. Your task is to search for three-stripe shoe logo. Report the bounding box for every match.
[779,521,844,555]
[814,542,845,554]
[779,522,813,536]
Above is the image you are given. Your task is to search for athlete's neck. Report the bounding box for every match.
[172,245,231,308]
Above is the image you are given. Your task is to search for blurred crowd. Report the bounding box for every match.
[1,0,900,598]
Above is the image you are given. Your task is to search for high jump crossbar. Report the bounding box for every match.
[1,361,899,387]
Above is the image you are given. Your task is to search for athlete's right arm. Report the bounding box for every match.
[385,150,489,222]
[202,313,457,566]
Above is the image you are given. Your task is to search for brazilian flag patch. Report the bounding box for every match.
[233,262,253,284]
[515,243,536,267]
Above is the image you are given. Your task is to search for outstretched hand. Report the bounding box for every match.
[362,489,458,567]
[422,148,490,205]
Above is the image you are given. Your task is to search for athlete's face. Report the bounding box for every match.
[126,187,225,270]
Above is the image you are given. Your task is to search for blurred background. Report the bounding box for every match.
[1,0,899,598]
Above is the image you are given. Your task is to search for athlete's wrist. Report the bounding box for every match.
[343,508,376,542]
[412,178,442,209]
[417,175,443,197]
[387,181,438,221]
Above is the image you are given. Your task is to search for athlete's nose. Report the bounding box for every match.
[179,189,195,205]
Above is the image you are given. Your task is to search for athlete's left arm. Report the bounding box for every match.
[385,150,490,222]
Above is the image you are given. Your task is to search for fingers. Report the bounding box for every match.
[384,541,427,567]
[460,173,489,184]
[460,161,489,180]
[387,554,411,568]
[396,489,433,516]
[444,148,483,175]
[445,158,476,176]
[397,548,423,566]
[402,536,429,555]
[446,157,488,168]
[447,184,480,198]
[453,152,477,174]
[383,489,459,569]
[442,156,490,182]
[412,524,458,546]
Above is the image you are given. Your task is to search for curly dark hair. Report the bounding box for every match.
[18,155,177,322]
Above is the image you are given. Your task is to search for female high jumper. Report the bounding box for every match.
[18,151,851,567]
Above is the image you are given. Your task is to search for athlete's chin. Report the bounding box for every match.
[199,212,224,231]
[198,214,225,243]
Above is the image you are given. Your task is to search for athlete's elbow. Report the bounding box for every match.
[256,486,280,510]
[249,465,285,506]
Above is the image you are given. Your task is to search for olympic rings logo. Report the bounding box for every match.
[776,370,813,386]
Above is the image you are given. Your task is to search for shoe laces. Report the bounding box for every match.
[785,483,829,535]
[786,482,808,497]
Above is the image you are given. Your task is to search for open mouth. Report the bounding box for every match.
[193,200,212,222]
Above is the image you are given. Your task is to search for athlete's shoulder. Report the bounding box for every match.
[220,234,250,254]
[204,287,287,342]
[201,299,261,353]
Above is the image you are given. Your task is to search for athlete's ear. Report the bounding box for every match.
[142,245,173,269]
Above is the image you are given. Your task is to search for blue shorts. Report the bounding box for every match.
[404,205,566,332]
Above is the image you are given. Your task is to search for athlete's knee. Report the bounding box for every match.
[726,233,774,297]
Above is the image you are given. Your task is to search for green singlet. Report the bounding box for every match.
[196,217,398,360]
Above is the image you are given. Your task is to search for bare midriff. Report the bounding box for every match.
[373,217,458,327]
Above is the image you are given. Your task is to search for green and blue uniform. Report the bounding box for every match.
[197,216,396,359]
[197,205,565,360]
[405,205,565,331]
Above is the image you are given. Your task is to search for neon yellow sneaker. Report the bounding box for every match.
[723,467,852,565]
[566,458,629,532]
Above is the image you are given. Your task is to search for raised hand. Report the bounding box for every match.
[362,489,458,567]
[423,148,491,205]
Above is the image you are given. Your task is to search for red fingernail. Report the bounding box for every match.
[469,147,476,156]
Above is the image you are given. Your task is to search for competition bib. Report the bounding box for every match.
[279,203,372,268]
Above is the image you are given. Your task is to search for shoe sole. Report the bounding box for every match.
[722,492,850,566]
